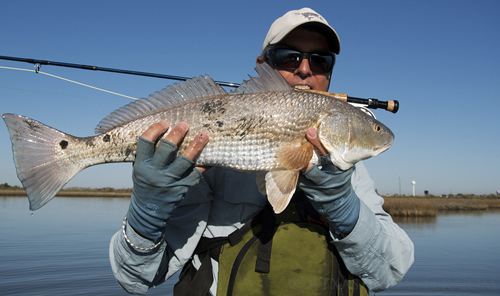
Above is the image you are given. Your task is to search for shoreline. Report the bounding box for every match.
[0,189,132,198]
[382,196,500,216]
[2,189,500,217]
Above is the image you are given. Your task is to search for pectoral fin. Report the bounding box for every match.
[256,141,314,213]
[276,141,314,171]
[265,170,299,214]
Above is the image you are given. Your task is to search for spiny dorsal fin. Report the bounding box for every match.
[94,75,227,134]
[231,63,293,95]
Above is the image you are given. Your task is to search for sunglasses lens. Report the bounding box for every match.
[310,54,334,73]
[272,49,334,73]
[274,49,302,69]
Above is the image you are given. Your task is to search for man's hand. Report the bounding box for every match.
[302,127,327,172]
[127,121,209,241]
[299,127,360,238]
[142,121,210,173]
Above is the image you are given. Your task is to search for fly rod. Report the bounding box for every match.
[0,54,239,88]
[0,54,398,113]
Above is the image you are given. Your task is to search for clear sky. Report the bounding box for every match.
[1,0,499,196]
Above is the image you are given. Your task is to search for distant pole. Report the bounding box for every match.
[398,175,401,196]
[412,181,416,196]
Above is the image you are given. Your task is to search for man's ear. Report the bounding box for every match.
[256,56,265,65]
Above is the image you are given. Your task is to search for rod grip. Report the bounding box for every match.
[385,100,399,113]
[368,98,399,113]
[267,89,401,113]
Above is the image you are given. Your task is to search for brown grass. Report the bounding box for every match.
[2,183,500,216]
[383,196,500,216]
[0,188,131,198]
[382,198,437,217]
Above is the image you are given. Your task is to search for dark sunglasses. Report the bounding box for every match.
[266,48,335,73]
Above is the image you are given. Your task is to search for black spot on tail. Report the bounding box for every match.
[59,140,69,149]
[103,134,111,142]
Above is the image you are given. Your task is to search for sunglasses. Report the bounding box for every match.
[266,48,335,73]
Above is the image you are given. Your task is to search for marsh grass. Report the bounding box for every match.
[383,196,500,216]
[0,187,132,197]
[382,198,437,216]
[2,183,500,216]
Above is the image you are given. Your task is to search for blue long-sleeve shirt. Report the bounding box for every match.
[110,162,414,294]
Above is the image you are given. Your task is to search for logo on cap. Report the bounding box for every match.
[295,12,324,21]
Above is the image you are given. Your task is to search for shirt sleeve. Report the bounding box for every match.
[109,177,213,295]
[332,161,415,292]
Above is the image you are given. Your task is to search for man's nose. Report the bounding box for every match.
[295,58,313,76]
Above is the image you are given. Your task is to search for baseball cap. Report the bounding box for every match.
[262,8,340,54]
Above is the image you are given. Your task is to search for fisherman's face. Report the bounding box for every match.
[258,27,332,92]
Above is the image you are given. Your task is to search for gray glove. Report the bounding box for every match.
[298,155,360,237]
[127,137,202,241]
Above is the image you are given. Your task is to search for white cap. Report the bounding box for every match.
[262,8,340,54]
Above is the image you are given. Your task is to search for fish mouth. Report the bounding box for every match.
[372,141,393,154]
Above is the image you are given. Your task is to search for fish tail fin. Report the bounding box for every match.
[2,114,85,210]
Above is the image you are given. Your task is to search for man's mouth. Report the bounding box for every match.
[294,85,311,90]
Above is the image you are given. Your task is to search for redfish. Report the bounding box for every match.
[2,63,394,212]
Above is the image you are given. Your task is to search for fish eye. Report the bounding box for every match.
[374,124,382,133]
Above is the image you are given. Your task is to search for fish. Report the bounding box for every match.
[2,63,394,213]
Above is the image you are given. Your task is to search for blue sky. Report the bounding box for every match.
[1,0,499,196]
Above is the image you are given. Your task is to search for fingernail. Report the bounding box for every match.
[198,133,208,144]
[307,128,317,139]
[177,121,189,131]
[158,120,170,129]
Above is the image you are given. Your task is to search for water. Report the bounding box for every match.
[1,197,499,295]
[376,212,500,296]
[0,197,175,296]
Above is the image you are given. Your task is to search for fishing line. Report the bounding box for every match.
[0,65,138,100]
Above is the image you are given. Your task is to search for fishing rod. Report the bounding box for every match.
[0,54,239,88]
[0,54,399,113]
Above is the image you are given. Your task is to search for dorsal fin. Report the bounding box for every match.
[94,75,227,134]
[231,63,293,95]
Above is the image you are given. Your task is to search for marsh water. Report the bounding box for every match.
[0,196,498,295]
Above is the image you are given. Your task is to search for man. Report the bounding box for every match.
[110,8,414,295]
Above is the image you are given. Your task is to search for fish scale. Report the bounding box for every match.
[94,91,326,171]
[2,63,394,212]
[173,92,327,171]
